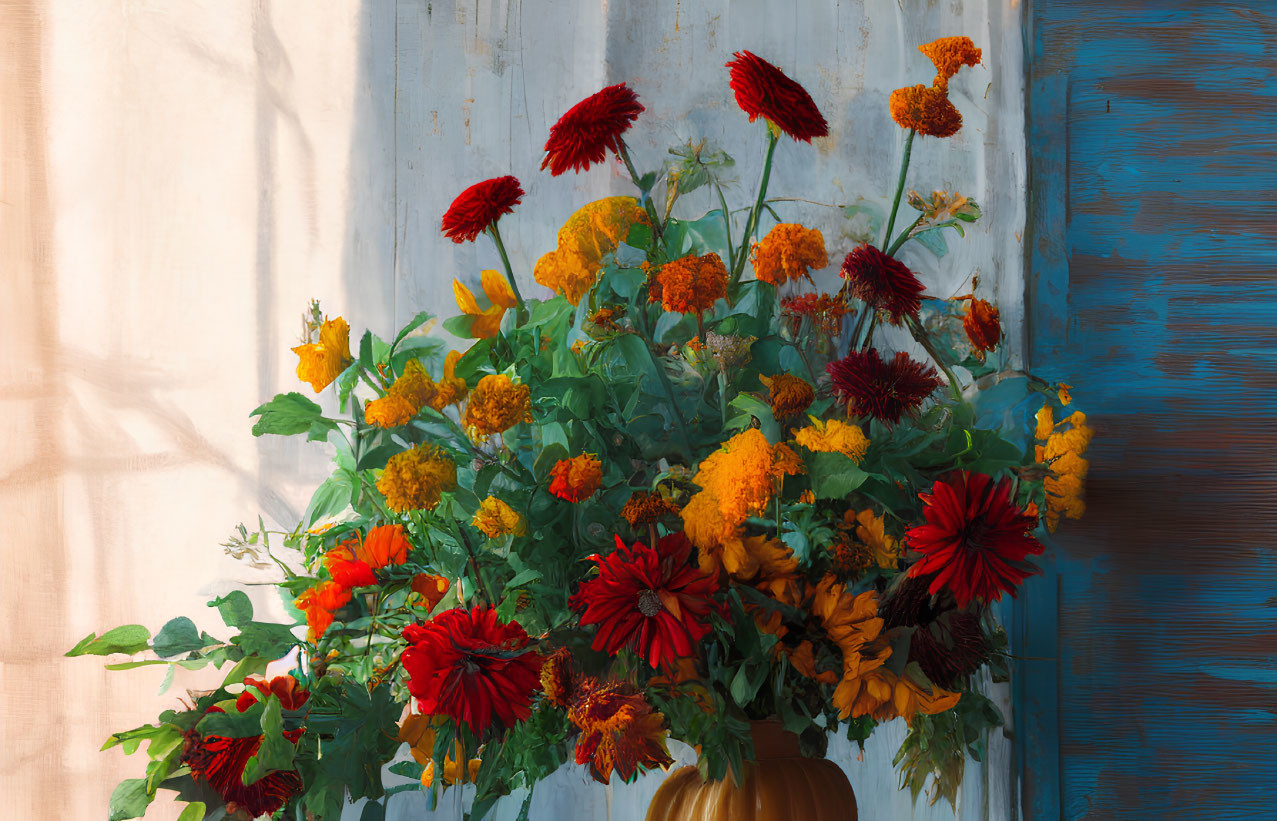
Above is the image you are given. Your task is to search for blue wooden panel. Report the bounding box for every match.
[1022,3,1277,819]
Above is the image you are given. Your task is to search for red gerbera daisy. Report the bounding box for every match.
[906,472,1045,607]
[182,676,309,818]
[441,176,525,243]
[400,606,543,735]
[840,244,926,324]
[542,83,645,176]
[826,348,942,423]
[570,533,721,669]
[726,50,829,142]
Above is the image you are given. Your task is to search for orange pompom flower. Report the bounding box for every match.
[377,444,457,513]
[365,359,437,428]
[651,253,728,315]
[535,197,651,305]
[292,316,352,393]
[918,36,983,91]
[358,523,411,568]
[758,372,815,419]
[963,298,1002,358]
[569,680,674,784]
[542,83,645,176]
[463,374,531,438]
[726,50,829,142]
[295,581,352,643]
[549,453,603,503]
[889,84,964,138]
[441,176,524,243]
[751,223,828,285]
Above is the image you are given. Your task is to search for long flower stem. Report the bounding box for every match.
[488,222,528,323]
[730,128,779,288]
[860,312,880,351]
[456,524,499,606]
[886,214,924,257]
[618,140,665,242]
[712,177,736,274]
[908,315,964,402]
[882,129,916,251]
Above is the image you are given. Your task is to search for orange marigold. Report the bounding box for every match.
[410,573,450,612]
[365,360,437,428]
[535,197,650,305]
[463,374,531,438]
[651,253,728,315]
[549,453,603,502]
[751,223,828,286]
[292,316,352,393]
[919,36,983,91]
[793,417,870,463]
[398,714,480,789]
[295,581,352,644]
[890,84,963,138]
[620,490,681,528]
[569,680,674,784]
[691,428,803,526]
[540,647,578,709]
[759,372,815,419]
[377,444,457,513]
[358,523,411,568]
[427,350,469,411]
[471,495,526,538]
[963,298,1002,358]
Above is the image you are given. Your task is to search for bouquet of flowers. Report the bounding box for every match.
[73,37,1092,821]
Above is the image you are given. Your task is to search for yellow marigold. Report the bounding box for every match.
[399,714,481,788]
[549,453,603,502]
[463,374,531,438]
[620,490,681,528]
[292,316,352,393]
[1034,404,1055,441]
[365,360,437,428]
[793,417,871,463]
[428,350,468,411]
[759,373,815,419]
[471,495,525,538]
[377,444,457,513]
[1057,382,1073,405]
[918,36,983,91]
[849,509,898,569]
[691,429,803,527]
[651,253,728,315]
[890,84,963,138]
[535,197,650,305]
[750,223,828,285]
[1038,409,1093,531]
[454,270,518,339]
[681,491,741,562]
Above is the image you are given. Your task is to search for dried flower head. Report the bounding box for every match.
[918,36,983,91]
[963,298,1002,358]
[568,680,674,784]
[542,83,645,176]
[441,176,524,243]
[758,373,815,419]
[702,331,756,372]
[620,490,681,528]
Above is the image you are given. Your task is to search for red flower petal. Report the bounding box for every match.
[826,348,942,423]
[727,51,829,142]
[840,244,926,324]
[542,83,645,176]
[441,176,525,243]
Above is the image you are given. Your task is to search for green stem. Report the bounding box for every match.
[635,314,695,463]
[717,370,729,431]
[908,315,964,402]
[886,214,924,258]
[882,129,916,251]
[456,524,499,606]
[860,312,880,351]
[488,222,528,323]
[618,139,665,243]
[848,304,870,351]
[711,176,736,274]
[730,128,780,288]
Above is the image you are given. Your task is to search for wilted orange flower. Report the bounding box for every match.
[651,253,728,315]
[751,223,828,286]
[377,444,457,513]
[806,578,895,719]
[549,454,603,502]
[408,574,450,613]
[535,197,650,305]
[1057,382,1072,405]
[398,714,480,789]
[963,298,1002,358]
[569,681,674,784]
[295,581,352,644]
[463,374,531,438]
[890,84,963,138]
[471,495,525,538]
[828,538,874,579]
[292,317,352,393]
[759,373,815,419]
[454,270,519,339]
[919,36,983,91]
[540,647,578,709]
[793,417,870,463]
[846,509,898,569]
[620,490,681,527]
[429,351,469,411]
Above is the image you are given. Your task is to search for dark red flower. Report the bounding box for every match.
[908,611,990,689]
[879,571,948,629]
[963,297,1002,355]
[570,533,721,669]
[826,348,942,423]
[840,244,926,324]
[182,676,308,818]
[541,83,645,176]
[906,472,1045,608]
[568,679,674,784]
[441,176,525,243]
[727,51,829,142]
[400,606,543,734]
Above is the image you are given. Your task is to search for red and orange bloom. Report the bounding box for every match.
[360,523,412,568]
[840,244,926,324]
[292,316,352,393]
[323,543,376,589]
[400,606,543,735]
[295,580,352,643]
[780,292,850,337]
[963,297,1002,358]
[906,472,1045,607]
[181,676,309,818]
[726,50,829,142]
[549,453,603,502]
[409,573,451,612]
[751,223,828,285]
[918,36,983,91]
[441,176,524,243]
[889,85,963,138]
[542,83,645,176]
[827,349,942,423]
[569,680,674,783]
[571,533,721,669]
[620,490,681,528]
[650,253,728,315]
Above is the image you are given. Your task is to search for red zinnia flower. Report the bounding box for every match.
[542,83,645,176]
[400,606,543,734]
[441,176,525,243]
[570,533,721,669]
[182,676,309,818]
[840,244,926,324]
[906,472,1045,608]
[827,348,942,423]
[727,50,829,142]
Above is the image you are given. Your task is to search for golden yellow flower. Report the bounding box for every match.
[471,496,526,538]
[292,317,352,393]
[1034,404,1055,441]
[1057,382,1073,405]
[620,490,681,528]
[377,444,457,513]
[849,508,898,569]
[463,374,531,438]
[1037,408,1094,531]
[365,359,438,428]
[759,373,815,419]
[454,270,519,339]
[428,350,469,411]
[793,417,871,463]
[534,197,650,305]
[691,429,804,526]
[750,223,828,286]
[398,714,481,788]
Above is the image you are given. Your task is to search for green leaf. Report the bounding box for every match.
[388,760,425,780]
[175,802,207,821]
[242,698,296,786]
[503,568,542,591]
[249,392,331,437]
[390,310,436,354]
[108,779,153,820]
[210,591,253,629]
[66,624,151,657]
[360,801,387,821]
[806,451,870,500]
[196,701,264,738]
[232,621,298,658]
[152,617,204,658]
[303,471,355,528]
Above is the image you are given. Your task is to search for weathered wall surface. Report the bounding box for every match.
[0,1,1024,819]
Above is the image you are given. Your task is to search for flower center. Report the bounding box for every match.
[636,588,663,617]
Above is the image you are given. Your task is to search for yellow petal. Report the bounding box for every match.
[470,306,507,340]
[481,269,519,309]
[453,278,481,316]
[443,350,461,380]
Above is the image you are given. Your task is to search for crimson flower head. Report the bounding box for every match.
[841,244,926,324]
[569,679,674,784]
[400,606,543,735]
[906,472,1045,608]
[571,533,721,669]
[441,176,525,243]
[542,83,645,176]
[827,348,942,423]
[727,50,829,142]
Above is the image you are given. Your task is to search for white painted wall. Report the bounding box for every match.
[0,1,1024,819]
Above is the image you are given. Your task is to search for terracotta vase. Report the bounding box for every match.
[645,720,858,821]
